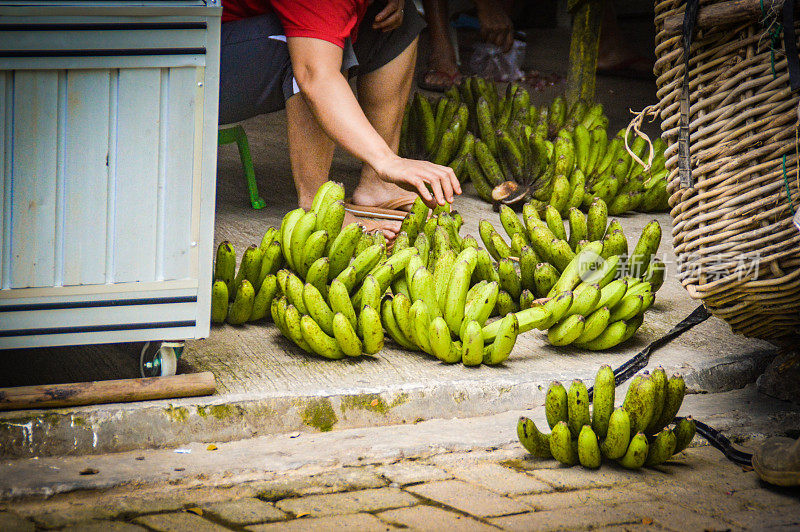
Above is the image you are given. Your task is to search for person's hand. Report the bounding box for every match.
[476,1,514,52]
[373,154,462,208]
[373,0,405,32]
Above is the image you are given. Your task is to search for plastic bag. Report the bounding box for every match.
[466,40,526,82]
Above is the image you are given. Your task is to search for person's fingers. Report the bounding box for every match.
[373,2,394,22]
[438,169,454,203]
[413,178,434,205]
[374,10,402,30]
[427,175,445,206]
[445,166,462,195]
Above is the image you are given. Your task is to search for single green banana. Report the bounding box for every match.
[645,428,677,467]
[653,374,686,431]
[429,316,460,363]
[519,247,539,293]
[586,199,608,242]
[548,314,585,346]
[545,205,568,241]
[299,229,328,279]
[582,255,620,289]
[591,364,615,439]
[305,257,330,298]
[332,312,363,357]
[284,303,313,352]
[409,299,433,354]
[574,320,627,350]
[257,240,283,289]
[517,417,552,458]
[359,305,384,355]
[498,258,522,301]
[392,292,415,345]
[574,306,611,344]
[618,432,649,469]
[549,238,576,273]
[596,279,628,310]
[534,262,559,298]
[227,279,255,326]
[461,320,484,366]
[234,245,263,295]
[624,374,657,436]
[494,290,517,316]
[444,259,476,335]
[329,278,358,330]
[629,220,662,278]
[250,275,278,322]
[327,223,363,280]
[550,421,578,466]
[279,208,305,268]
[303,282,336,337]
[463,281,500,332]
[539,290,574,329]
[567,379,591,438]
[300,314,346,359]
[567,207,587,251]
[214,241,237,296]
[211,280,229,323]
[645,367,668,434]
[600,407,632,460]
[578,425,602,469]
[545,381,569,430]
[565,282,601,317]
[672,417,696,454]
[500,204,527,241]
[609,294,644,322]
[483,312,518,365]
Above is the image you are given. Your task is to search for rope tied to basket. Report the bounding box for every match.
[759,0,784,76]
[623,105,660,172]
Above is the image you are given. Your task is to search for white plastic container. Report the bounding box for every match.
[0,1,221,364]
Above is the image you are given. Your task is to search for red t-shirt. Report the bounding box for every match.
[222,0,370,48]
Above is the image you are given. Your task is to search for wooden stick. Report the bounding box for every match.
[662,0,795,34]
[0,372,215,411]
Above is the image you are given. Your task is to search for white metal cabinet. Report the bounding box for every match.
[0,1,221,356]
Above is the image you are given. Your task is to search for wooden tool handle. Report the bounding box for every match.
[0,371,215,411]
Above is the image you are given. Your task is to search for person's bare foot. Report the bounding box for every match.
[351,178,418,214]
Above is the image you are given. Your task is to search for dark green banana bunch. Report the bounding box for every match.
[518,365,696,470]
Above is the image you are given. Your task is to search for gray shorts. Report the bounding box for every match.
[218,2,426,125]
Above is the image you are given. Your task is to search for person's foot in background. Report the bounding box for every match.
[419,0,514,92]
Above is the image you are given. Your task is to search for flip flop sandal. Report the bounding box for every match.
[418,69,463,93]
[344,196,417,221]
[752,435,800,486]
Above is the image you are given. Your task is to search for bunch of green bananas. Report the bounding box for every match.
[399,77,669,214]
[518,365,696,469]
[379,199,521,366]
[210,229,285,326]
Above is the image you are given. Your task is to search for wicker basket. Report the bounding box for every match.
[653,0,800,340]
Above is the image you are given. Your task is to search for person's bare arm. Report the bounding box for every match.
[287,36,460,207]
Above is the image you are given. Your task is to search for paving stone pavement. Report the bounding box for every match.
[2,443,799,531]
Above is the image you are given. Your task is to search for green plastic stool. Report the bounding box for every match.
[218,125,266,209]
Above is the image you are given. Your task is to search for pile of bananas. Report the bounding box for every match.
[475,195,664,349]
[381,199,521,366]
[400,78,669,214]
[210,235,284,326]
[518,365,696,469]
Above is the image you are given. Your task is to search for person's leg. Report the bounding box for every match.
[285,87,403,238]
[351,37,419,217]
[420,0,461,91]
[285,93,335,212]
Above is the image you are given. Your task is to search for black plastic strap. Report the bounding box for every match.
[692,418,754,466]
[587,304,711,400]
[783,0,800,91]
